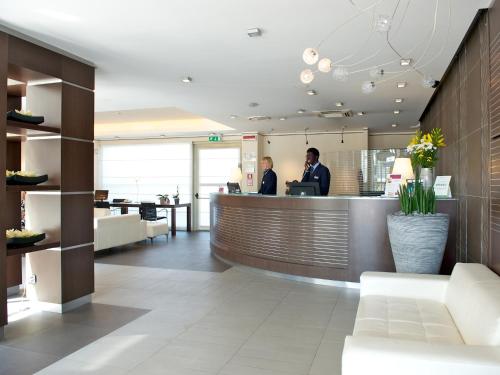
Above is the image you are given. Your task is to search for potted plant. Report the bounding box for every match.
[387,128,449,274]
[406,128,446,189]
[173,186,180,205]
[156,194,170,205]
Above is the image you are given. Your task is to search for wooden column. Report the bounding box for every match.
[0,31,8,334]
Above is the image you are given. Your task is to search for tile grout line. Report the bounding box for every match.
[215,285,296,375]
[306,291,341,375]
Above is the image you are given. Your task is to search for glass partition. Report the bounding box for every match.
[324,148,408,196]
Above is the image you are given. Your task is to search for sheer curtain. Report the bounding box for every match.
[99,142,192,229]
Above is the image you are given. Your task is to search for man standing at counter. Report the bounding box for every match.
[302,147,331,196]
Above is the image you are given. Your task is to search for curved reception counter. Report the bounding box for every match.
[210,193,457,282]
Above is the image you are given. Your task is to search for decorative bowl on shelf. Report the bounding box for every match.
[7,110,44,125]
[8,174,48,185]
[6,229,46,248]
[5,171,48,185]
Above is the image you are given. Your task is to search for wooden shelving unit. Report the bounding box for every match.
[7,242,60,257]
[6,120,61,136]
[1,31,95,332]
[6,185,60,192]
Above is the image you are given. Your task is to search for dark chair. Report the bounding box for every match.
[139,202,166,221]
[95,201,110,208]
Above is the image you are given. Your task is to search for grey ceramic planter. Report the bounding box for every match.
[387,212,449,274]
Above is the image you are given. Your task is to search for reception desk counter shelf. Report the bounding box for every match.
[210,193,457,282]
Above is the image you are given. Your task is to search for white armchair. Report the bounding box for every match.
[342,263,500,375]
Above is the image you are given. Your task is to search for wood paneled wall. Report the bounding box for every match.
[421,3,500,273]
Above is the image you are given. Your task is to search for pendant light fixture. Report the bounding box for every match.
[303,48,319,65]
[318,58,333,73]
[300,69,315,84]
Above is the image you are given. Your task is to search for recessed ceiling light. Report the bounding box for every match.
[297,109,306,114]
[394,98,404,103]
[397,82,407,88]
[181,76,192,83]
[249,102,259,107]
[393,110,400,114]
[279,117,287,121]
[357,111,365,116]
[335,102,343,107]
[392,124,398,128]
[400,58,412,66]
[306,89,317,96]
[229,115,238,119]
[247,28,262,37]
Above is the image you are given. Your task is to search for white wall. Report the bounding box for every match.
[95,130,411,197]
[262,130,368,195]
[368,132,413,150]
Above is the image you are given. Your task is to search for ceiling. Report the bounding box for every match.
[94,107,233,138]
[0,0,492,136]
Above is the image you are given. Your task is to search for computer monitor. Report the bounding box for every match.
[94,190,109,201]
[227,182,241,194]
[289,182,321,196]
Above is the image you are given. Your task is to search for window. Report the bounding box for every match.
[99,142,192,228]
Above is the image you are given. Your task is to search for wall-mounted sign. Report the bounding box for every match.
[246,173,254,186]
[242,135,257,141]
[208,134,222,142]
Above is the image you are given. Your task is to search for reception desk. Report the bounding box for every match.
[210,194,457,282]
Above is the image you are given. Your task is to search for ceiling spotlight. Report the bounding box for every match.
[229,115,238,119]
[300,69,315,84]
[392,124,398,128]
[393,110,400,114]
[394,98,404,103]
[357,111,365,116]
[181,76,192,83]
[374,15,392,32]
[335,102,343,107]
[297,109,306,114]
[247,28,262,37]
[249,102,259,107]
[397,82,407,88]
[332,67,349,82]
[362,81,376,94]
[306,89,318,96]
[279,117,286,121]
[318,58,333,73]
[400,58,412,66]
[303,47,319,65]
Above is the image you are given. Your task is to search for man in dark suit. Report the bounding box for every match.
[258,156,277,195]
[301,147,331,196]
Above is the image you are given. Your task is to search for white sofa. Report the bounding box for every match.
[94,213,146,251]
[342,263,500,375]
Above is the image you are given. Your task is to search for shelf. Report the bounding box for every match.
[6,185,60,192]
[7,241,60,257]
[6,120,61,137]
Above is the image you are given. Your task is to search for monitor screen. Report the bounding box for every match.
[94,190,109,201]
[227,182,241,194]
[289,182,321,196]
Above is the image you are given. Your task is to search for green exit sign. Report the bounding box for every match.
[209,135,222,142]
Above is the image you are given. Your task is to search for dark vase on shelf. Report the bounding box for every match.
[174,198,180,205]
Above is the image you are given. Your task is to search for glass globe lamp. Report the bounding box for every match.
[300,69,314,84]
[318,58,332,73]
[303,48,319,65]
[332,67,349,82]
[361,81,376,94]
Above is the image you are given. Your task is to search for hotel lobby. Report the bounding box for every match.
[1,0,500,374]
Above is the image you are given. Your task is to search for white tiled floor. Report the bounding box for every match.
[36,264,359,375]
